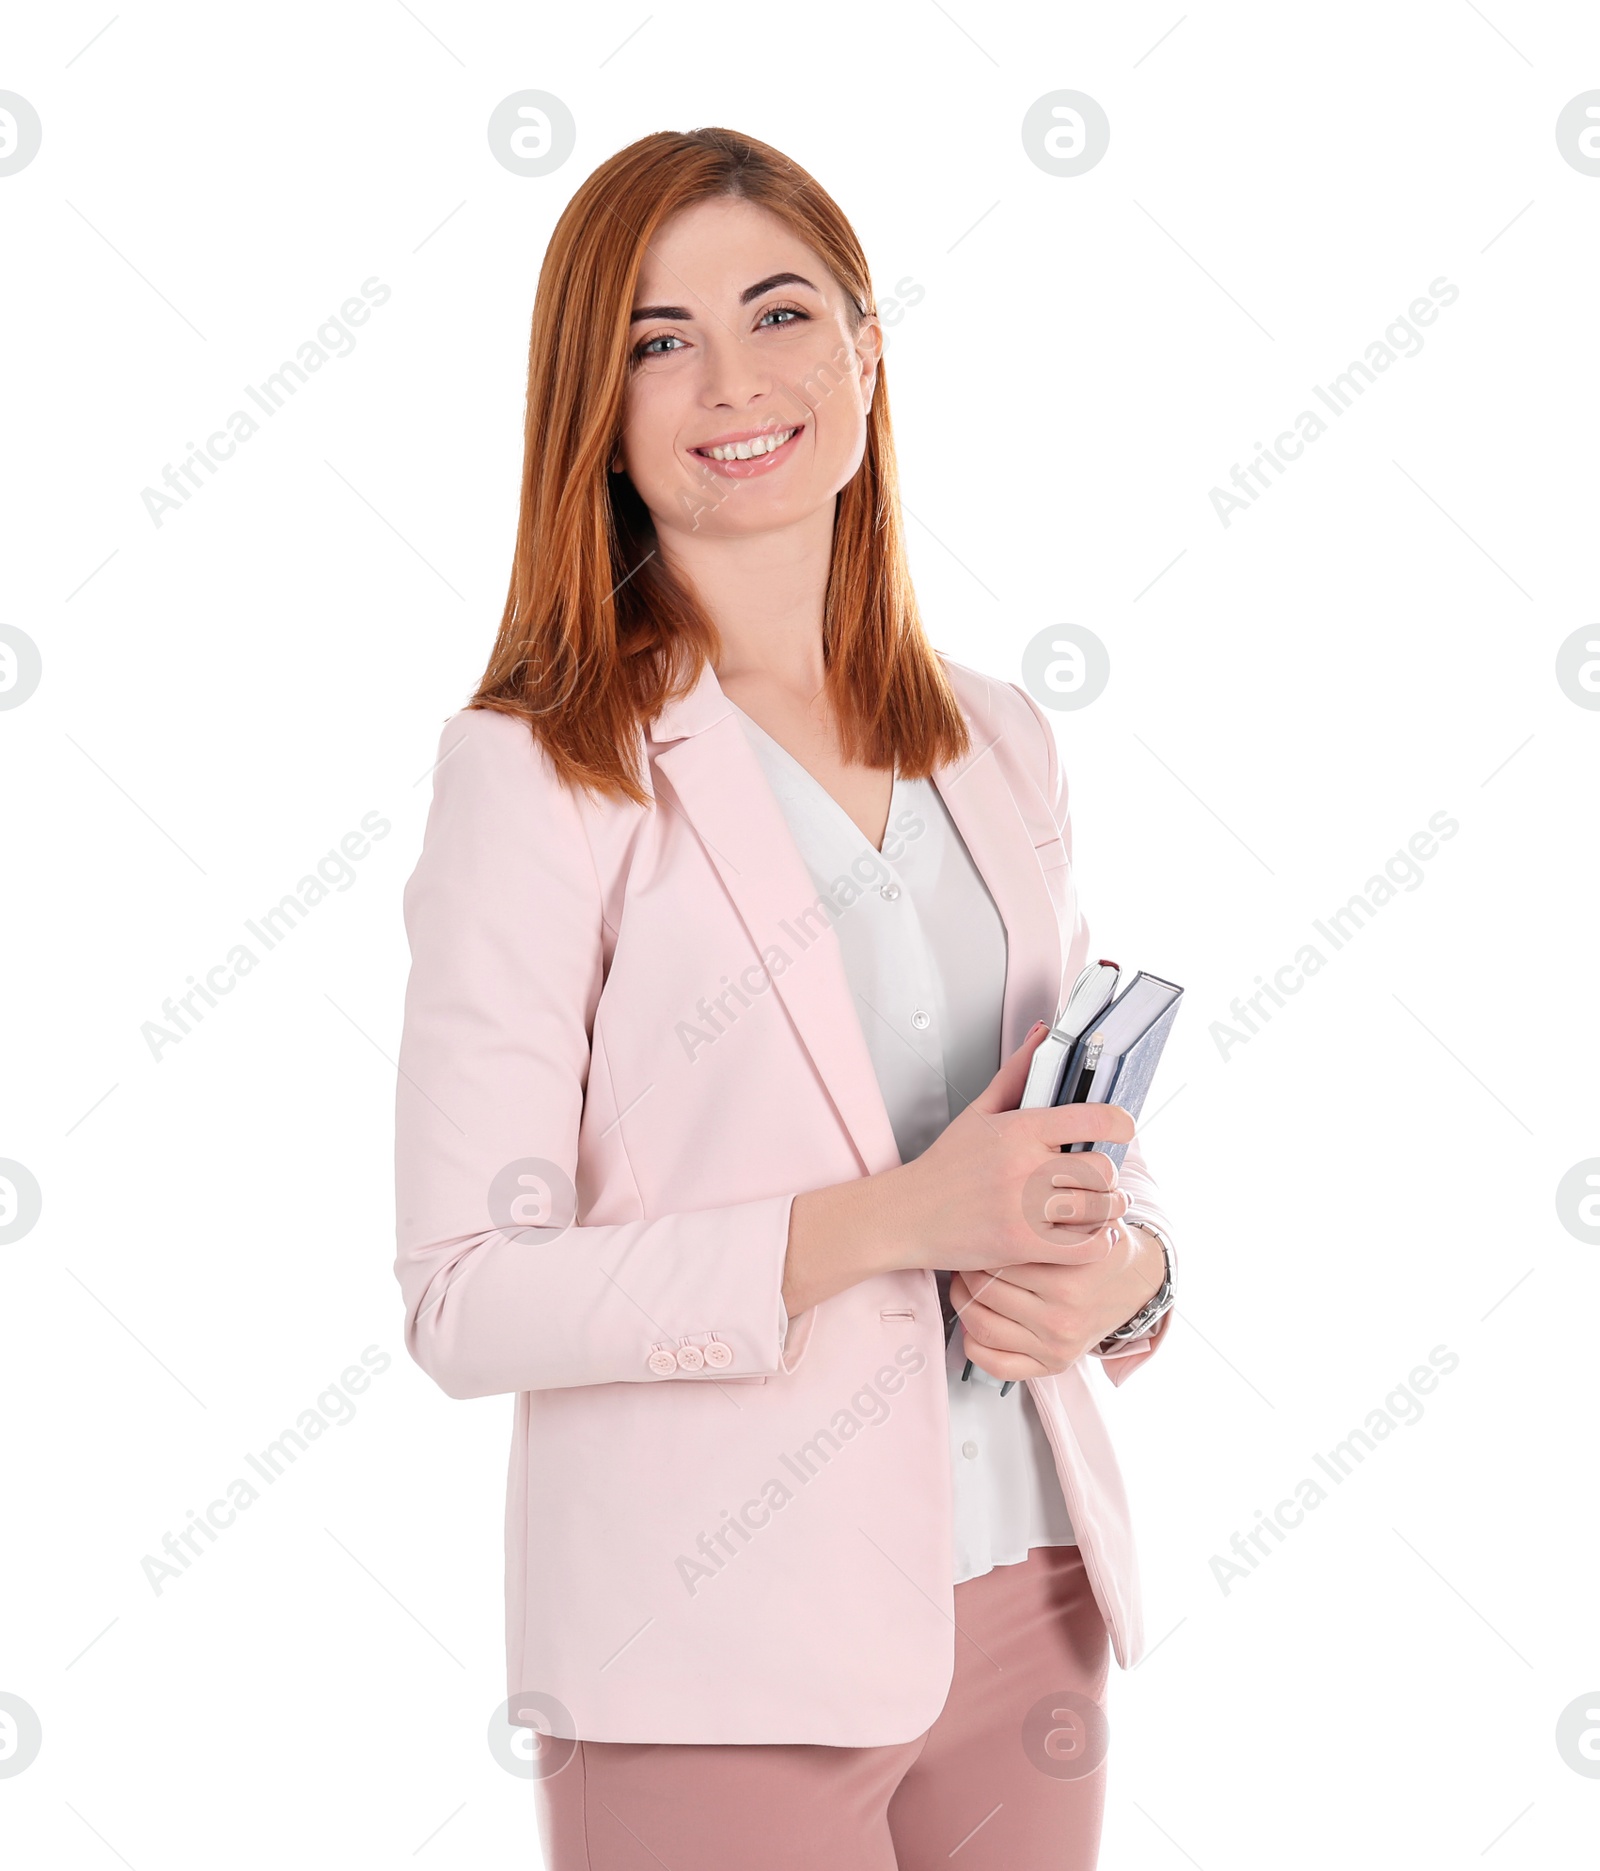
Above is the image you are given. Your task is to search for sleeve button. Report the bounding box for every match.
[675,1344,704,1371]
[702,1341,733,1369]
[647,1349,678,1376]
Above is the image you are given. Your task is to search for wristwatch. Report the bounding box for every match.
[1095,1217,1177,1354]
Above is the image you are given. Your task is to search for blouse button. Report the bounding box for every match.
[675,1344,705,1371]
[911,1009,931,1030]
[961,1440,979,1460]
[647,1349,678,1376]
[880,882,901,900]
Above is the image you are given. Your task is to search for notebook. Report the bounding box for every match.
[1051,970,1183,1169]
[961,963,1183,1389]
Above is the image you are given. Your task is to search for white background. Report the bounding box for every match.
[2,2,1597,1865]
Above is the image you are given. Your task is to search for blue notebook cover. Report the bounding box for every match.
[1058,975,1183,1169]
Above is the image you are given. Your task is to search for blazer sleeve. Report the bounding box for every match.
[1010,682,1178,1390]
[393,708,794,1399]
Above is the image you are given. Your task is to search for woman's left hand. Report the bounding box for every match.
[952,1223,1167,1380]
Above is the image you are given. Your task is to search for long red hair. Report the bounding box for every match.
[472,125,970,805]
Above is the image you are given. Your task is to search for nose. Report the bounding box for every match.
[697,323,781,413]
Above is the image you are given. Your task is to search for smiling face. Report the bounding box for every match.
[616,195,882,545]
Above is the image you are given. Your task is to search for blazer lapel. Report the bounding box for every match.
[648,662,1064,1177]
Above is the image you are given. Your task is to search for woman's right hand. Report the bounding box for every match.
[782,1023,1135,1316]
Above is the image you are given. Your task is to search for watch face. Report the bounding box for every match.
[1124,1292,1170,1338]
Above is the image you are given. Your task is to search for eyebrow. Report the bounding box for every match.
[629,272,818,324]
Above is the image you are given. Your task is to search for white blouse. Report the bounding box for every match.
[731,703,1077,1584]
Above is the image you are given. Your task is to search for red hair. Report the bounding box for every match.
[472,126,969,804]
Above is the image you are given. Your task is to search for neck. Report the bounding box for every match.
[658,500,835,700]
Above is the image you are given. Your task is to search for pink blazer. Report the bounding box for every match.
[394,655,1176,1746]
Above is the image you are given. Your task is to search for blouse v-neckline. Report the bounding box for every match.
[727,700,903,856]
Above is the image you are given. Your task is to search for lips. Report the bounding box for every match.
[688,423,805,479]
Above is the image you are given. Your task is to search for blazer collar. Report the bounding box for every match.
[648,659,1063,1177]
[649,656,737,744]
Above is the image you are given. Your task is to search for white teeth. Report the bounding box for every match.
[702,428,795,461]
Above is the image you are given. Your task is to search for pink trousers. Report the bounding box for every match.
[533,1543,1111,1870]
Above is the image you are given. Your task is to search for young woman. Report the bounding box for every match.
[394,126,1178,1871]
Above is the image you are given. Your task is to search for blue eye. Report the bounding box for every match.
[631,302,809,364]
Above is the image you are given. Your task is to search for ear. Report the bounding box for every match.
[855,313,884,409]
